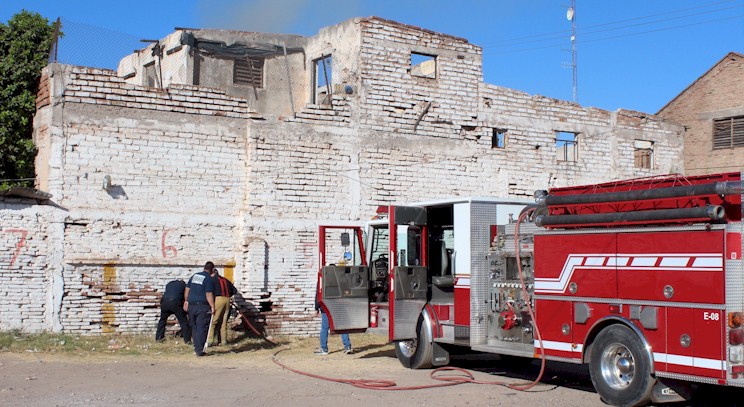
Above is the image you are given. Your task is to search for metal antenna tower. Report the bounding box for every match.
[567,0,577,103]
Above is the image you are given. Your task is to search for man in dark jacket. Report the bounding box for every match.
[184,262,216,356]
[155,279,191,343]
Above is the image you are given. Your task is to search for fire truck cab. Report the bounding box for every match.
[318,172,744,406]
[317,197,529,366]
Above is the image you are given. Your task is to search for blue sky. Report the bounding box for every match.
[2,0,743,113]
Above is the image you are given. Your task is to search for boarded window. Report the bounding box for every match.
[713,116,744,149]
[411,53,436,79]
[492,129,506,149]
[313,55,332,104]
[556,131,578,162]
[634,140,654,169]
[233,58,264,88]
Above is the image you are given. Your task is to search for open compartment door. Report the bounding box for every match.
[389,206,429,341]
[318,225,369,331]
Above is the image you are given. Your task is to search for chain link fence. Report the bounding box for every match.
[49,18,357,116]
[51,18,144,70]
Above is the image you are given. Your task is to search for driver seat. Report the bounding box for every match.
[432,240,455,288]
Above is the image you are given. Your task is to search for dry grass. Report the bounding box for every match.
[0,329,393,361]
[0,329,275,357]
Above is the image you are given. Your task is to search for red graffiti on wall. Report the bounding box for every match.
[3,229,28,266]
[161,229,178,258]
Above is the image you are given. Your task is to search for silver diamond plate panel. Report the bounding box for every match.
[470,202,500,346]
[724,176,744,381]
[454,325,470,340]
[392,299,426,340]
[326,298,369,330]
[545,355,582,364]
[726,258,744,311]
[655,371,720,385]
[727,203,744,312]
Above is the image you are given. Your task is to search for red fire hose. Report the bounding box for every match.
[231,299,277,345]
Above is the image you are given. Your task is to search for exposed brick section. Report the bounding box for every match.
[62,66,252,119]
[358,18,481,137]
[57,118,246,214]
[478,84,683,193]
[36,73,50,109]
[658,52,744,175]
[288,96,352,126]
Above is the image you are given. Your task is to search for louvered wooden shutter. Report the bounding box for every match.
[713,116,744,149]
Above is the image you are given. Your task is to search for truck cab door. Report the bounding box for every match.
[318,225,369,332]
[389,206,429,341]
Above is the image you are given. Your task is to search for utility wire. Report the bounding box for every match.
[486,13,744,55]
[578,13,744,46]
[479,0,740,46]
[484,3,742,49]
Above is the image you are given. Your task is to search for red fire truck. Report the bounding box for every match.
[317,172,744,406]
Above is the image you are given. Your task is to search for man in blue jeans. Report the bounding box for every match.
[314,284,352,355]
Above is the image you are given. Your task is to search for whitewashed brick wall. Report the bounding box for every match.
[0,17,684,336]
[0,204,61,332]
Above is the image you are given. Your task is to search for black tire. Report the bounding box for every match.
[589,324,655,407]
[394,316,433,369]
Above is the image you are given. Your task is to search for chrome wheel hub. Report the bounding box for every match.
[398,339,417,358]
[600,343,635,390]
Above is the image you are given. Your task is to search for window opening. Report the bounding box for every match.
[556,131,578,162]
[397,226,422,266]
[633,140,654,169]
[144,61,158,88]
[370,226,389,264]
[369,225,390,303]
[233,58,264,88]
[492,129,506,149]
[313,54,332,104]
[410,52,436,79]
[713,116,744,150]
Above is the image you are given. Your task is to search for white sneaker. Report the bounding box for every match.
[343,348,353,354]
[314,348,328,355]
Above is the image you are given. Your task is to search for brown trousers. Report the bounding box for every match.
[208,296,230,345]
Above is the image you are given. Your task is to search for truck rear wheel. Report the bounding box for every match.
[589,324,655,407]
[394,316,433,369]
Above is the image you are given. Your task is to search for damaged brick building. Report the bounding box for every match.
[0,17,684,335]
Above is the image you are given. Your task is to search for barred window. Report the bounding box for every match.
[634,140,654,169]
[556,131,578,162]
[233,58,264,88]
[713,116,744,149]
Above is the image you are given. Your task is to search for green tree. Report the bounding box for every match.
[0,10,56,190]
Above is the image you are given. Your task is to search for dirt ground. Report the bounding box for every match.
[0,334,739,407]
